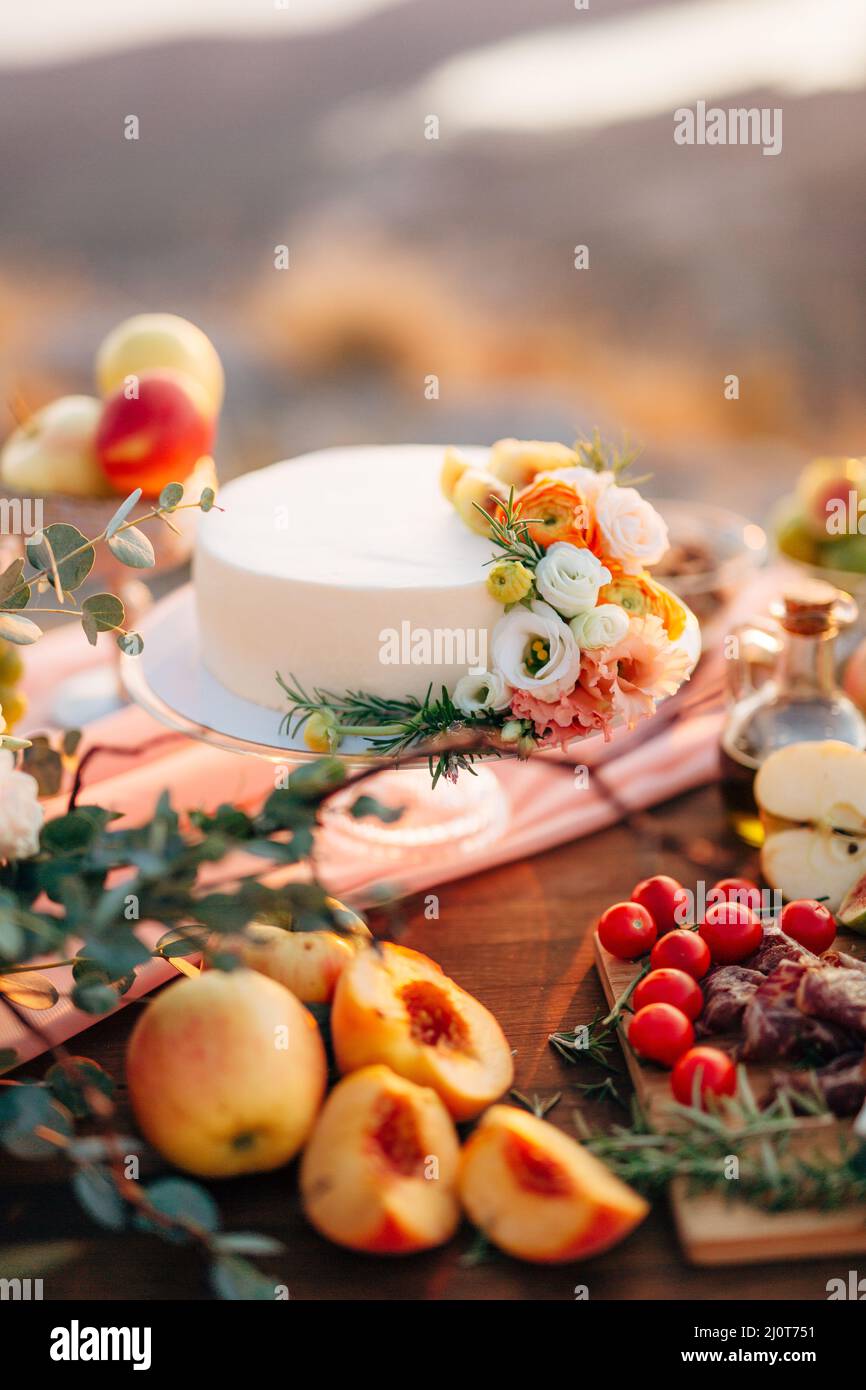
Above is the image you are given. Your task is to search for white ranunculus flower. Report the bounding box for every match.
[596,485,669,575]
[0,750,44,861]
[453,669,512,715]
[534,541,611,618]
[570,603,630,650]
[491,600,581,702]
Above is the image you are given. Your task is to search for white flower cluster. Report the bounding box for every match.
[0,750,44,861]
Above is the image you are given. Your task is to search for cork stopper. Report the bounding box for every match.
[771,579,857,636]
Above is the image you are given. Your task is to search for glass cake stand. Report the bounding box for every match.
[120,585,511,857]
[121,584,701,859]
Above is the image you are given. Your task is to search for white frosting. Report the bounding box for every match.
[193,445,502,710]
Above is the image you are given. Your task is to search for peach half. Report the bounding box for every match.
[331,943,514,1120]
[458,1105,649,1263]
[300,1065,461,1254]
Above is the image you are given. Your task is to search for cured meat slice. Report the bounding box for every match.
[797,966,866,1037]
[741,961,858,1063]
[822,950,866,976]
[772,1051,866,1117]
[742,922,819,975]
[697,965,764,1035]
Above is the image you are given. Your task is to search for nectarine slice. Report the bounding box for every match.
[300,1065,461,1254]
[458,1105,649,1263]
[331,943,513,1120]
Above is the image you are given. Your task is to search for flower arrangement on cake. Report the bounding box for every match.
[280,436,695,781]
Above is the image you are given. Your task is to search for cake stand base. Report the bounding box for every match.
[321,764,509,860]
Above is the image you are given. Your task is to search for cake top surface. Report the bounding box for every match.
[198,445,494,588]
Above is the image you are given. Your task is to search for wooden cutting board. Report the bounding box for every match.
[593,933,866,1266]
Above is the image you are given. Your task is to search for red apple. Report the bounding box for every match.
[95,370,215,496]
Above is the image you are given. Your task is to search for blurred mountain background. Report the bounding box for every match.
[1,0,864,514]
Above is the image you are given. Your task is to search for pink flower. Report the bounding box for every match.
[510,659,615,747]
[604,614,691,727]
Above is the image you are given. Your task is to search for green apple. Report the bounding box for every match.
[95,313,224,416]
[0,395,113,497]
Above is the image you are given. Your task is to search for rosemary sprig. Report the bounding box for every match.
[276,675,507,785]
[585,1083,866,1213]
[573,428,652,488]
[510,1089,562,1119]
[474,486,544,569]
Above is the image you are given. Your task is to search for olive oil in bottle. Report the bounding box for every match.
[721,581,866,845]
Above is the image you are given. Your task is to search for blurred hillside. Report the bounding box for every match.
[0,0,863,514]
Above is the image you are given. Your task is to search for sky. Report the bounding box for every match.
[0,0,404,66]
[2,0,864,135]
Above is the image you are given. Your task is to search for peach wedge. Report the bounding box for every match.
[331,942,514,1121]
[300,1065,461,1254]
[458,1105,649,1263]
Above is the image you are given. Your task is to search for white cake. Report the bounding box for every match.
[194,445,502,711]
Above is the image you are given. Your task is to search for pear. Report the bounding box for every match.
[756,741,866,911]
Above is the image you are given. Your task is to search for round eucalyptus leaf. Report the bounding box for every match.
[107,527,155,569]
[159,482,184,510]
[0,612,42,645]
[116,630,144,656]
[72,1166,127,1231]
[26,523,94,591]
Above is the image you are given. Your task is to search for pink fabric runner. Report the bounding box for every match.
[3,574,781,1064]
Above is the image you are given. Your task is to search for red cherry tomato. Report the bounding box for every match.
[628,1003,695,1068]
[597,901,657,961]
[699,901,763,965]
[632,967,704,1021]
[650,929,712,980]
[780,899,836,955]
[631,874,691,935]
[671,1046,737,1108]
[706,877,762,913]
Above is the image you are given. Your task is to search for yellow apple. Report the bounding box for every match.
[126,968,326,1177]
[95,313,224,416]
[0,396,113,498]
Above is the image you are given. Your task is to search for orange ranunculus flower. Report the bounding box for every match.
[598,571,687,641]
[513,477,597,551]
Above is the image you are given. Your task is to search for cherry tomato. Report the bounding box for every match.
[650,929,712,980]
[706,877,762,913]
[699,901,763,965]
[628,1002,694,1068]
[671,1046,737,1108]
[780,899,836,955]
[597,901,657,960]
[631,874,691,935]
[632,967,704,1021]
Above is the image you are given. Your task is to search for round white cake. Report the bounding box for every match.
[194,445,502,711]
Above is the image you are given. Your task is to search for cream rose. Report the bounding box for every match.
[570,603,630,650]
[534,542,611,618]
[491,600,581,702]
[0,750,43,861]
[453,669,512,715]
[596,485,668,574]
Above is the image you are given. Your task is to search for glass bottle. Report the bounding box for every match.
[721,579,866,846]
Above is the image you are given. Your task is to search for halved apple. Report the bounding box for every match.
[756,741,866,910]
[300,1064,461,1254]
[457,1105,649,1264]
[331,942,514,1120]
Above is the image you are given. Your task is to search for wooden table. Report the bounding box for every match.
[0,782,848,1301]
